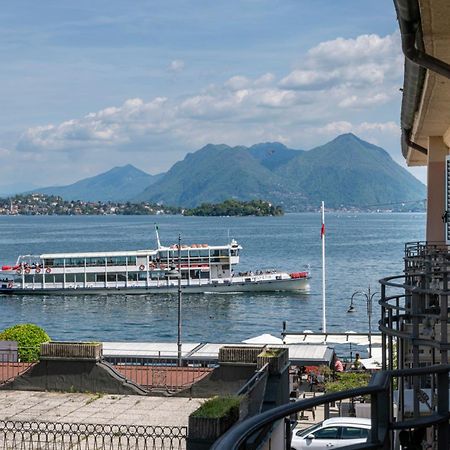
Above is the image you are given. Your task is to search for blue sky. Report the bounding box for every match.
[0,0,426,192]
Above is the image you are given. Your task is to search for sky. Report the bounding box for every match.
[0,0,427,193]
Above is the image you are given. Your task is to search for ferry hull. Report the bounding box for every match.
[0,277,309,296]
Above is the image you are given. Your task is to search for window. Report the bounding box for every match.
[341,427,368,439]
[313,427,340,439]
[128,273,138,281]
[107,273,116,282]
[86,273,96,282]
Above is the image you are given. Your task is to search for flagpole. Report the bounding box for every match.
[321,201,327,334]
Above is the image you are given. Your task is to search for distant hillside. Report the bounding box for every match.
[248,142,302,170]
[135,134,425,210]
[274,133,426,208]
[29,164,163,202]
[133,144,297,207]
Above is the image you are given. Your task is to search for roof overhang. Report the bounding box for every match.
[397,0,450,166]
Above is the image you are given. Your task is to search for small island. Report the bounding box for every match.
[183,199,284,216]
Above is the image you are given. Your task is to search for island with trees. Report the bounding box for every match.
[183,199,284,216]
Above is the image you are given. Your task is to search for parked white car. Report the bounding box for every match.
[291,417,371,449]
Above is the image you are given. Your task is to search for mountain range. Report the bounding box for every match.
[23,134,426,210]
[26,164,164,202]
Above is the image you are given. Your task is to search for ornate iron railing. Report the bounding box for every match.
[0,420,187,450]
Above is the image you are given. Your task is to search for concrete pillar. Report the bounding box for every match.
[426,137,449,243]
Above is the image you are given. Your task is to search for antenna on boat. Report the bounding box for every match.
[154,224,162,249]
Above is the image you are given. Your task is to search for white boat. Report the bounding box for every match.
[0,229,310,295]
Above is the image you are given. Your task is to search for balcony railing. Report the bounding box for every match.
[211,365,450,450]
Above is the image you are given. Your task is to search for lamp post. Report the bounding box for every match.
[167,234,182,366]
[347,286,377,358]
[177,234,182,366]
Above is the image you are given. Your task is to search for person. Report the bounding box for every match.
[334,356,344,372]
[352,353,361,369]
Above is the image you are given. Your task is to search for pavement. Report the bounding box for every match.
[0,390,205,427]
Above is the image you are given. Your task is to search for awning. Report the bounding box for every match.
[242,333,284,345]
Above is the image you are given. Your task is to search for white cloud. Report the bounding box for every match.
[13,31,404,179]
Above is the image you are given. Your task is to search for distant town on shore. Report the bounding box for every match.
[0,194,425,217]
[0,195,284,217]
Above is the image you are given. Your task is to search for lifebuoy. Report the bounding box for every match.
[139,264,145,271]
[25,268,31,274]
[45,268,51,274]
[35,267,41,274]
[16,269,22,275]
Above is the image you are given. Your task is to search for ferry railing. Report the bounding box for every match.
[0,420,187,450]
[211,364,450,450]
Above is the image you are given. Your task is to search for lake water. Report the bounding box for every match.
[0,213,425,343]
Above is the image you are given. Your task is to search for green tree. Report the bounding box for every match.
[0,323,50,362]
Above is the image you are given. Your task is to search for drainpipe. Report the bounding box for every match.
[395,0,450,80]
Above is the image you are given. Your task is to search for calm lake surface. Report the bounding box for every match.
[0,213,425,343]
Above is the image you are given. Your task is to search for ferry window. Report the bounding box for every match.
[96,274,106,282]
[199,250,209,257]
[231,249,239,256]
[66,274,75,282]
[200,271,210,279]
[54,275,64,283]
[44,259,54,267]
[25,275,33,283]
[128,273,138,281]
[219,250,229,256]
[138,272,147,281]
[35,274,43,283]
[117,274,126,282]
[86,273,96,282]
[211,250,220,257]
[53,259,64,267]
[190,250,199,258]
[107,273,116,282]
[127,256,137,265]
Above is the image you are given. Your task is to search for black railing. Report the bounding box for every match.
[0,420,187,450]
[211,364,450,450]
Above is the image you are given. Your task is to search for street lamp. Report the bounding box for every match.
[347,286,378,358]
[166,234,182,366]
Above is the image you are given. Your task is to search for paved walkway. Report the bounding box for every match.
[0,390,205,426]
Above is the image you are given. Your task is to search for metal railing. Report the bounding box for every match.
[0,420,187,450]
[211,364,450,450]
[111,359,213,392]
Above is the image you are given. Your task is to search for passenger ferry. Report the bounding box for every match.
[0,230,310,295]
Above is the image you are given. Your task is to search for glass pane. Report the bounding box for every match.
[341,427,366,439]
[314,427,339,439]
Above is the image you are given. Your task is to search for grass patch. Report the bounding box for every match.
[324,372,371,393]
[259,348,283,358]
[191,396,241,419]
